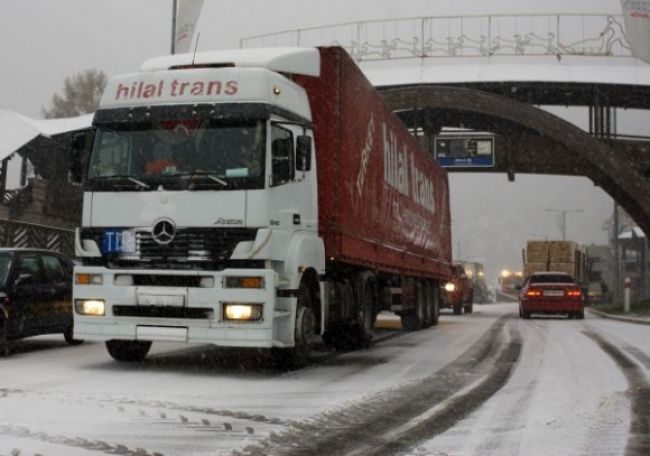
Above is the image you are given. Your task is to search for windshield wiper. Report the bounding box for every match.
[172,171,229,188]
[88,175,150,190]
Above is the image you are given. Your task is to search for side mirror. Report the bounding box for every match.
[296,135,312,171]
[70,130,94,184]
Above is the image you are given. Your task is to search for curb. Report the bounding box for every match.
[587,307,650,326]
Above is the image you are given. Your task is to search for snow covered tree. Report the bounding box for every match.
[42,69,107,118]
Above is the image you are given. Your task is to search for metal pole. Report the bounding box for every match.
[613,202,621,303]
[171,0,178,54]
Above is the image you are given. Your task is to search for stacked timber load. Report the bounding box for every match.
[523,240,587,282]
[524,240,551,277]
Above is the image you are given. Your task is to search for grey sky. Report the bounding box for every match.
[0,0,637,284]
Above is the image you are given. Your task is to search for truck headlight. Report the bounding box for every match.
[223,276,265,289]
[75,273,103,285]
[75,299,105,316]
[223,303,263,321]
[444,282,456,293]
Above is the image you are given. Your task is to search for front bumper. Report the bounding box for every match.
[73,267,295,348]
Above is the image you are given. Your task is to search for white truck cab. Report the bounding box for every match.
[73,48,325,366]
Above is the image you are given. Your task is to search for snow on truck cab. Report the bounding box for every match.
[72,46,452,367]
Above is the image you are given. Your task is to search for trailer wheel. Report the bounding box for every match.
[453,303,462,315]
[463,303,474,314]
[401,282,425,331]
[353,278,375,348]
[430,284,440,326]
[272,282,314,369]
[105,340,152,362]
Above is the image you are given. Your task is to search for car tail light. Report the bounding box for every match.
[526,289,542,297]
[567,289,582,298]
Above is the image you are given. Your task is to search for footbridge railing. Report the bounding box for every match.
[241,14,632,61]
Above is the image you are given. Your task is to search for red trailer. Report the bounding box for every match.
[295,47,452,337]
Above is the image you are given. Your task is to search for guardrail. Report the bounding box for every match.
[0,219,74,257]
[241,14,632,61]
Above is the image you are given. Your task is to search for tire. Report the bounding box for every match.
[421,281,438,328]
[453,303,462,315]
[106,340,152,362]
[0,320,11,357]
[272,282,315,369]
[463,303,473,314]
[429,283,440,327]
[63,325,84,346]
[576,310,585,320]
[401,311,421,331]
[353,279,375,347]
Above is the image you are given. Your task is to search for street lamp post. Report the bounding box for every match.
[545,208,584,240]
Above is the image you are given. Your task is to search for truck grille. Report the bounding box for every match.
[87,228,257,263]
[113,305,212,319]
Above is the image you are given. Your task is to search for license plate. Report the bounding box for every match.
[102,229,136,254]
[543,289,564,297]
[138,294,185,307]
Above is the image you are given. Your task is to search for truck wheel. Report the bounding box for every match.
[105,340,152,362]
[453,304,462,315]
[576,310,585,320]
[402,282,426,331]
[463,303,473,314]
[352,279,375,348]
[272,283,315,369]
[430,285,440,326]
[63,325,84,346]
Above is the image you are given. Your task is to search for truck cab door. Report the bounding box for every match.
[267,122,317,234]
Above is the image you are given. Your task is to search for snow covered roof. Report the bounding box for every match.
[0,110,93,161]
[618,227,646,239]
[141,47,321,77]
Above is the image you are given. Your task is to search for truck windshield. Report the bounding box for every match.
[87,120,266,190]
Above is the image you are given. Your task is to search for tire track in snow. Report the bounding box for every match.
[234,315,519,456]
[0,424,163,456]
[584,331,650,456]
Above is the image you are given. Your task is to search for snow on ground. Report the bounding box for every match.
[1,304,648,455]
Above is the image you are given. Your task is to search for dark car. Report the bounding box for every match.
[519,271,585,319]
[0,248,81,354]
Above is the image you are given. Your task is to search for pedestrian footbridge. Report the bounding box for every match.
[243,13,650,235]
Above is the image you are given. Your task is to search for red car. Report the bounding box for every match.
[444,264,474,315]
[519,272,584,319]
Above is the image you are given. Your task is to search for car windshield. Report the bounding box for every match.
[87,120,266,190]
[0,252,12,286]
[529,274,574,284]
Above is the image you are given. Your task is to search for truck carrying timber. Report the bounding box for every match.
[71,46,452,367]
[523,240,587,285]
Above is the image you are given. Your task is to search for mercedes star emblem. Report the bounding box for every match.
[151,219,176,245]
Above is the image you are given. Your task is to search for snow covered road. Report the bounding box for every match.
[1,303,649,456]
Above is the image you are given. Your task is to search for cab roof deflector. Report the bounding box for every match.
[141,47,321,77]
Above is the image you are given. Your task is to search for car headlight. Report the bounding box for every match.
[223,303,263,321]
[444,282,456,293]
[75,299,105,316]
